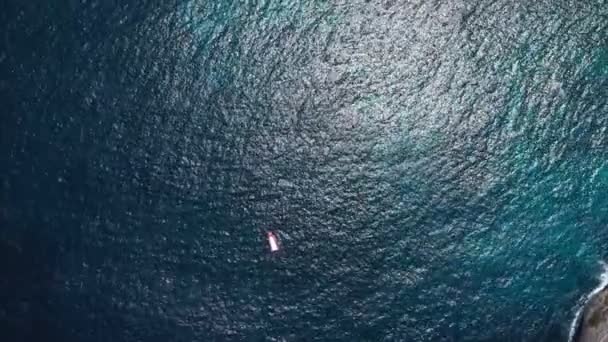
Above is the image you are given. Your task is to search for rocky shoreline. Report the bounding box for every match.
[573,285,608,342]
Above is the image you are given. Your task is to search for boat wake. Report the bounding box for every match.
[568,262,608,342]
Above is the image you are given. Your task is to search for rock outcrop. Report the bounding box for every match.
[574,286,608,342]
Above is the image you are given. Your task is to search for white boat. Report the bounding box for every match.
[267,231,279,252]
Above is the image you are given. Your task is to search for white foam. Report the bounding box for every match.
[568,262,608,342]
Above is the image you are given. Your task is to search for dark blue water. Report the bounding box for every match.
[2,0,608,340]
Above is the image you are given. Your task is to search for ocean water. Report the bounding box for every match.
[1,0,608,341]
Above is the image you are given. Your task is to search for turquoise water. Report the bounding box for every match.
[1,0,608,340]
